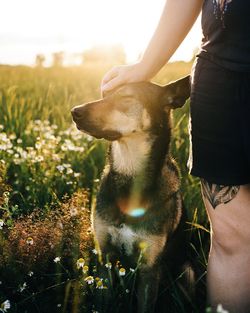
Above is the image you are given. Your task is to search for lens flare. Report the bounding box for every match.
[128,208,145,217]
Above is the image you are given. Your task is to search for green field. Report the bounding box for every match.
[0,63,209,312]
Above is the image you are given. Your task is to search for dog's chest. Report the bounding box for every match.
[108,223,138,255]
[95,219,167,266]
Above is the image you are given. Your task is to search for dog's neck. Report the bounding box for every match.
[105,128,171,215]
[110,127,170,181]
[111,133,152,176]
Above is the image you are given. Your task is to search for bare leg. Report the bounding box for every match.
[201,180,250,313]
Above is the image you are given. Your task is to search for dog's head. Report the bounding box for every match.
[71,75,190,141]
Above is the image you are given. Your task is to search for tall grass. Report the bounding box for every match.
[0,62,209,312]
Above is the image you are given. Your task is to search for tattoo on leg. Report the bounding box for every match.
[200,179,240,209]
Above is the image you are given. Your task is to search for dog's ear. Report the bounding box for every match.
[161,75,190,109]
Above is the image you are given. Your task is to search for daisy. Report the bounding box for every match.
[82,265,89,274]
[96,280,104,289]
[54,256,61,263]
[105,262,112,269]
[26,237,34,245]
[19,282,27,292]
[76,258,85,269]
[70,207,78,216]
[0,300,10,312]
[0,219,4,230]
[119,268,126,276]
[84,276,94,285]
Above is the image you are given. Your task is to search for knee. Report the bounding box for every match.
[210,211,248,256]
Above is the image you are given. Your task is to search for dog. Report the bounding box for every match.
[71,76,194,313]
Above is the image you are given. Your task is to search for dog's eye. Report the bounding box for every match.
[115,92,134,100]
[119,96,134,104]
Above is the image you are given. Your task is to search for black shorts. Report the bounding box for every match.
[189,57,250,186]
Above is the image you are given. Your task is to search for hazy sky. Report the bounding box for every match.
[0,0,202,65]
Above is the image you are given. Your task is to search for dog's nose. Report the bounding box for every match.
[71,107,82,119]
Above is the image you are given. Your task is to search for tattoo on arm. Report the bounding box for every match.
[200,179,240,209]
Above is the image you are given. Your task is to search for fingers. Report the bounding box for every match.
[101,63,144,93]
[101,67,121,92]
[102,67,119,85]
[102,75,124,93]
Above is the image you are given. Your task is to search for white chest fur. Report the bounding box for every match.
[94,215,167,267]
[111,133,152,176]
[108,224,137,255]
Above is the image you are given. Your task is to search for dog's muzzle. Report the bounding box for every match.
[71,106,122,141]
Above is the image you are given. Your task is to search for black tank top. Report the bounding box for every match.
[198,0,250,72]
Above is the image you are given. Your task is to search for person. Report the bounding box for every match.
[101,1,250,312]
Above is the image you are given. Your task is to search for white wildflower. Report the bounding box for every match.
[0,299,11,312]
[9,134,16,140]
[63,163,71,168]
[0,219,4,230]
[119,268,126,276]
[54,256,61,263]
[84,276,94,285]
[36,155,44,162]
[70,207,78,216]
[96,280,104,289]
[66,168,73,175]
[26,237,34,245]
[76,258,85,269]
[105,262,112,270]
[56,165,64,172]
[19,282,27,292]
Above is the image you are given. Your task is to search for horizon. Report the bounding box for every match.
[0,0,202,66]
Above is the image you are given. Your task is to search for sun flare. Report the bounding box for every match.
[0,0,201,65]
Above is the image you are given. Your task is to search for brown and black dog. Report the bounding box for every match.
[71,76,195,313]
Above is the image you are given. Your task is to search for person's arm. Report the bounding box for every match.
[102,0,202,92]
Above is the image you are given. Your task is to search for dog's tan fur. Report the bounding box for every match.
[112,133,152,175]
[71,76,192,313]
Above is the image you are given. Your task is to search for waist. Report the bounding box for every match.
[197,49,250,73]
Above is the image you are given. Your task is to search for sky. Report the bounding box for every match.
[0,0,202,66]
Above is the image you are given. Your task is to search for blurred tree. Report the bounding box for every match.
[35,54,45,67]
[52,51,64,67]
[82,44,126,65]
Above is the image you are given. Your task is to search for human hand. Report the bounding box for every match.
[101,62,148,93]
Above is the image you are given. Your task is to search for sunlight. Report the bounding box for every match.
[0,0,201,65]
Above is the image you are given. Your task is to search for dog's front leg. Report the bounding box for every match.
[137,265,161,313]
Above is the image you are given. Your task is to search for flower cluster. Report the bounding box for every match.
[0,120,104,213]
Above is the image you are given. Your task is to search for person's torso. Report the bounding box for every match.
[198,0,250,72]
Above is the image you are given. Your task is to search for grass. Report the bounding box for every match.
[0,62,209,313]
